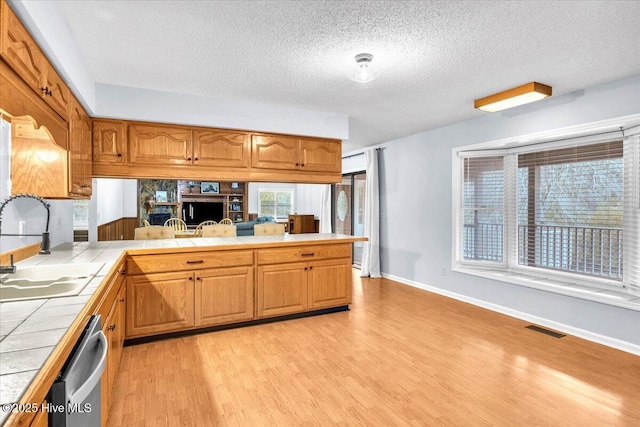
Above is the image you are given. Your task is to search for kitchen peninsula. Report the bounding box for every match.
[0,233,366,427]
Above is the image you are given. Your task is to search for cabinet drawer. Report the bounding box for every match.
[128,250,253,275]
[257,244,351,265]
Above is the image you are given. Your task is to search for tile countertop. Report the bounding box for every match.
[0,233,365,425]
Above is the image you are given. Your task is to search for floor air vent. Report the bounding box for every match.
[526,325,566,338]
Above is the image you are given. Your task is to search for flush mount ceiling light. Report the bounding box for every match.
[474,82,552,112]
[349,53,380,83]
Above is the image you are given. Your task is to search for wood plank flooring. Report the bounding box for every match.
[108,271,640,426]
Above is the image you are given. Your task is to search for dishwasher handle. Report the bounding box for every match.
[67,330,107,406]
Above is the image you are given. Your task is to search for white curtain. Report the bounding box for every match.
[623,132,640,296]
[361,149,381,278]
[319,184,332,233]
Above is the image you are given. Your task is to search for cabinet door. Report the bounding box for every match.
[93,120,126,163]
[0,0,45,93]
[126,271,194,337]
[193,130,250,168]
[196,266,254,326]
[299,138,341,173]
[307,258,353,309]
[129,124,192,166]
[40,62,70,119]
[251,135,300,170]
[68,97,91,196]
[101,302,116,427]
[257,262,307,318]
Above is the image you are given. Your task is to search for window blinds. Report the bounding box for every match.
[517,141,624,280]
[461,156,504,262]
[623,134,640,295]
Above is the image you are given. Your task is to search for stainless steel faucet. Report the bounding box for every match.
[0,194,52,269]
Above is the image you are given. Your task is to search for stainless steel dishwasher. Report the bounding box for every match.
[48,315,107,427]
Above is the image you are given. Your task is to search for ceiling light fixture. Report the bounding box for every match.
[474,82,552,112]
[350,53,380,83]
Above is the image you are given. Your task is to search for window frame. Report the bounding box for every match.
[257,188,295,221]
[452,118,640,301]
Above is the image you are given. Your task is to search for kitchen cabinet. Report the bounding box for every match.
[126,250,254,338]
[257,262,308,317]
[93,119,127,164]
[256,243,352,318]
[193,129,251,168]
[126,271,195,338]
[68,95,92,197]
[0,0,69,120]
[252,134,341,173]
[129,123,192,166]
[195,266,254,326]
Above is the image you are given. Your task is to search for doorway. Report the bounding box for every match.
[333,172,366,267]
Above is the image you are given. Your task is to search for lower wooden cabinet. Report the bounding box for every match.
[126,271,195,338]
[307,259,353,309]
[256,257,352,318]
[257,262,308,318]
[101,279,126,426]
[196,266,254,327]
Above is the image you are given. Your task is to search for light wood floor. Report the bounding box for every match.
[108,271,640,426]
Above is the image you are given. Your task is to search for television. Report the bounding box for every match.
[182,202,224,226]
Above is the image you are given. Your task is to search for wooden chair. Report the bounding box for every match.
[134,226,175,240]
[202,224,237,237]
[194,220,217,236]
[219,218,233,225]
[142,219,151,227]
[164,217,187,232]
[254,223,285,236]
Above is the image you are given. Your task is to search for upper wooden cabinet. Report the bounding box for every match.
[93,120,126,164]
[129,124,192,166]
[0,0,45,94]
[193,129,250,168]
[0,0,69,120]
[68,96,92,197]
[252,135,341,173]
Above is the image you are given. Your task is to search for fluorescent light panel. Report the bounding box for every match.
[475,82,552,112]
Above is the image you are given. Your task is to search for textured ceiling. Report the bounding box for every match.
[56,0,640,151]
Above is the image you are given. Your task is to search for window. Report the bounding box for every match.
[517,142,623,279]
[455,132,640,299]
[258,189,294,221]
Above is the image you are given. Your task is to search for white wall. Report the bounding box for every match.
[370,75,640,351]
[247,182,323,218]
[95,84,349,140]
[0,119,74,253]
[92,178,138,226]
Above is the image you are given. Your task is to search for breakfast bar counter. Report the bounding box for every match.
[0,233,366,427]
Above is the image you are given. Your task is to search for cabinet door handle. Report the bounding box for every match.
[194,157,198,161]
[196,277,201,281]
[186,260,204,264]
[119,298,125,303]
[116,153,122,157]
[295,163,299,166]
[301,253,314,257]
[108,325,115,331]
[309,266,313,270]
[187,157,192,161]
[304,267,308,271]
[301,163,305,167]
[120,269,127,275]
[189,276,193,281]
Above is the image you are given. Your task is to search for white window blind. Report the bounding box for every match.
[461,156,504,263]
[623,134,640,295]
[517,141,624,280]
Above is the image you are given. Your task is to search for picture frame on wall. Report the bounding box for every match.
[155,190,168,202]
[201,181,219,194]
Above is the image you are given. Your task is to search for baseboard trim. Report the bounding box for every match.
[381,272,640,356]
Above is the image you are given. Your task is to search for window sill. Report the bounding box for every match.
[453,266,640,312]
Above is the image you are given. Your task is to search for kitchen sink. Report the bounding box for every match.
[0,262,105,302]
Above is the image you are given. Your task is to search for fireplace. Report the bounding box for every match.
[182,201,224,226]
